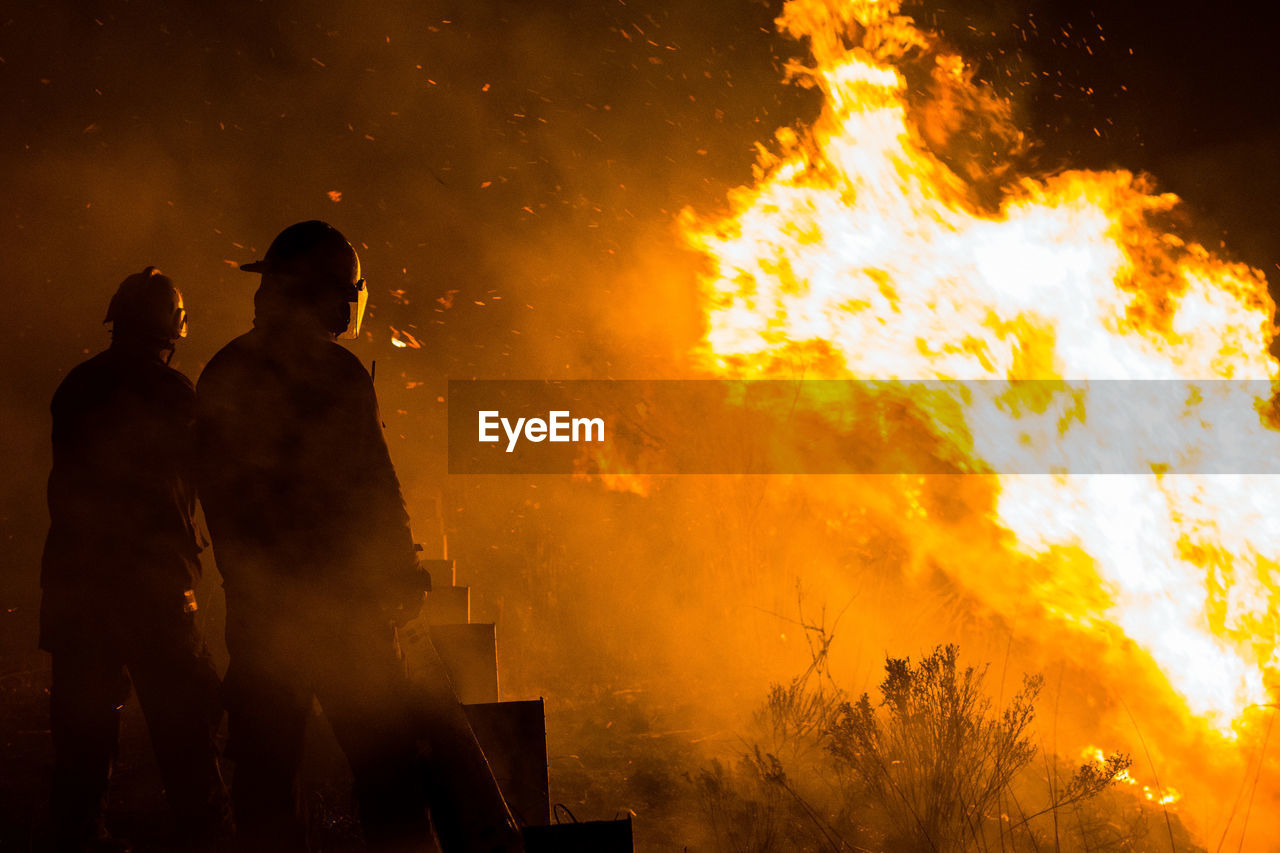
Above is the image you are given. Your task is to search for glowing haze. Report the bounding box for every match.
[682,0,1280,754]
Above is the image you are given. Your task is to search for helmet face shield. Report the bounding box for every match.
[339,278,367,340]
[173,293,189,339]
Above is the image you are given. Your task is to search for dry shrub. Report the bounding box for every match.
[828,644,1129,852]
[695,631,1174,853]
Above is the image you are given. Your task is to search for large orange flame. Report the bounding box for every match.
[681,0,1280,815]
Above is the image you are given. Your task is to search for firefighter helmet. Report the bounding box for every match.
[104,266,188,342]
[242,220,367,339]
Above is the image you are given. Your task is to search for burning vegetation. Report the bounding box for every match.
[661,0,1280,847]
[696,638,1178,852]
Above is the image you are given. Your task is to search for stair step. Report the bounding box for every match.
[464,700,550,827]
[426,585,470,625]
[522,817,633,852]
[420,558,456,587]
[430,623,498,704]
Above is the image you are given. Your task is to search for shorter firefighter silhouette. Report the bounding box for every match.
[40,268,230,852]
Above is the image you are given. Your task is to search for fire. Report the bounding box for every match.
[1083,746,1181,807]
[390,326,423,349]
[682,0,1279,790]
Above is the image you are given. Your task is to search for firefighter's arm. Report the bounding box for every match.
[351,364,427,621]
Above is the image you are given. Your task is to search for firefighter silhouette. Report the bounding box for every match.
[195,222,520,852]
[40,267,230,852]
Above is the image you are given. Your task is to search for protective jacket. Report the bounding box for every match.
[195,325,416,606]
[40,343,201,649]
[39,341,228,847]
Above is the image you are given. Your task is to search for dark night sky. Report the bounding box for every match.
[936,0,1280,265]
[3,0,1280,641]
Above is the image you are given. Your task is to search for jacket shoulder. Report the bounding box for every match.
[197,333,258,389]
[322,340,373,384]
[152,361,195,396]
[54,350,193,409]
[200,332,254,370]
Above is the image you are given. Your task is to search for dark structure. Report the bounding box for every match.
[40,268,230,852]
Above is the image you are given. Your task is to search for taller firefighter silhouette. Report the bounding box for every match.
[41,267,230,853]
[194,221,520,852]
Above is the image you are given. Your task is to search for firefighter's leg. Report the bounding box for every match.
[49,648,130,852]
[222,656,310,852]
[127,613,231,846]
[315,625,430,852]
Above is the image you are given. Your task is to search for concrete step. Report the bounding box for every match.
[426,585,470,625]
[412,543,630,845]
[397,619,519,844]
[429,623,498,704]
[419,558,456,588]
[463,700,550,828]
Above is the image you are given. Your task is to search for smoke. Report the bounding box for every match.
[0,0,819,841]
[4,0,1280,847]
[0,0,793,590]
